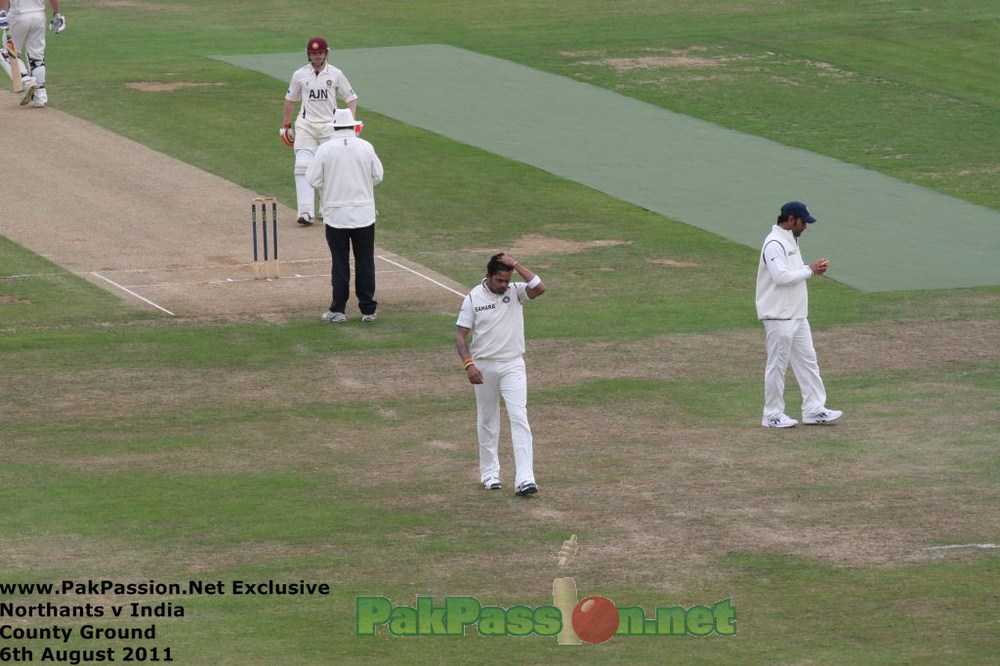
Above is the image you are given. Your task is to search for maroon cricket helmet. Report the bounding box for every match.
[306,37,329,54]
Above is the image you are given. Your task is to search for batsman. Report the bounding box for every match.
[0,0,66,107]
[280,36,358,226]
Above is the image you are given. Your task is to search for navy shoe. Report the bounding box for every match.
[515,481,538,496]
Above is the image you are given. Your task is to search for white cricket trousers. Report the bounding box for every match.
[473,357,535,487]
[292,119,333,217]
[762,318,827,418]
[10,11,47,86]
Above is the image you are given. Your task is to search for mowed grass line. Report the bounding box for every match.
[2,0,998,663]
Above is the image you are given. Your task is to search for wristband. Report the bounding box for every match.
[464,359,475,369]
[526,275,542,289]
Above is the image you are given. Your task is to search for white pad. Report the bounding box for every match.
[293,150,316,216]
[293,149,313,175]
[30,62,44,87]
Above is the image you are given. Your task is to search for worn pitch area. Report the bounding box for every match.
[1,99,463,319]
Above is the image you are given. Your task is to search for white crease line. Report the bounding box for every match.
[377,255,465,297]
[133,274,328,288]
[90,272,175,317]
[112,268,413,289]
[925,543,998,550]
[2,271,68,280]
[87,258,330,275]
[8,258,459,312]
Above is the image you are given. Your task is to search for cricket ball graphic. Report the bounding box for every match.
[571,595,619,644]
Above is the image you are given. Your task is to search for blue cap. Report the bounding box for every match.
[780,201,816,223]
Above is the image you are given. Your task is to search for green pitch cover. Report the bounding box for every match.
[218,45,1000,293]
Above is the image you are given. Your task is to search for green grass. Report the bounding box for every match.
[0,237,142,328]
[2,1,998,664]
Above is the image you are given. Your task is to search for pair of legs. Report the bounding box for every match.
[10,11,48,106]
[474,357,536,489]
[762,318,827,419]
[292,121,333,219]
[324,223,377,316]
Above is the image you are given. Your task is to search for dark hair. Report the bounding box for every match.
[487,253,510,277]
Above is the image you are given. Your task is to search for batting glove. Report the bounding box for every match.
[49,13,66,34]
[0,11,9,31]
[279,123,295,147]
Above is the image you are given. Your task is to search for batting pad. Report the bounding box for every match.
[216,45,1000,293]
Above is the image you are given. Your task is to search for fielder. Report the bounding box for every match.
[0,0,65,107]
[456,253,546,496]
[756,201,843,428]
[281,36,358,226]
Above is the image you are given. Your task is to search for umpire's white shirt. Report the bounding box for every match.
[306,130,383,228]
[456,281,530,361]
[755,225,813,320]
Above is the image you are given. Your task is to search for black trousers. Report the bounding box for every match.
[325,223,377,316]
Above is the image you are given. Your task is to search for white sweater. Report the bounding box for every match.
[755,225,813,320]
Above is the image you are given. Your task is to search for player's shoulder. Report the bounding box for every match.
[762,228,787,246]
[465,281,489,300]
[762,236,786,253]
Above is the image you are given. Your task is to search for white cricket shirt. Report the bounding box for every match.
[8,0,46,14]
[285,63,357,124]
[456,280,531,361]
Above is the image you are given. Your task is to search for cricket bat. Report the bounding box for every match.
[2,29,23,93]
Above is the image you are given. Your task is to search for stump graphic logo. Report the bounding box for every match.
[550,535,736,644]
[355,535,736,642]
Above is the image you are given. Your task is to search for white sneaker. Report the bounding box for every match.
[803,408,843,425]
[30,87,46,108]
[19,77,37,106]
[296,212,313,225]
[321,311,346,323]
[482,477,501,490]
[762,414,798,428]
[361,313,377,323]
